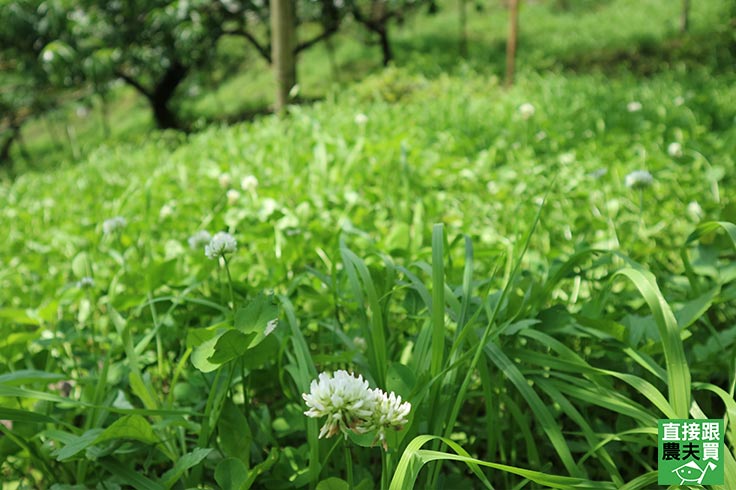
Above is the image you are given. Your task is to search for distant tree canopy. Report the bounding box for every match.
[0,0,349,133]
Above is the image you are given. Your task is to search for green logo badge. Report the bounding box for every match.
[658,419,724,485]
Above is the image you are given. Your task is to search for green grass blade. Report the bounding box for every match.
[611,268,691,418]
[484,342,582,477]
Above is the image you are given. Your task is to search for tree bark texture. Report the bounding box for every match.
[680,0,690,33]
[270,0,297,114]
[116,60,188,130]
[505,0,519,87]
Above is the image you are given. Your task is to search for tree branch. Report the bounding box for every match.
[223,27,272,63]
[295,24,340,54]
[114,69,152,99]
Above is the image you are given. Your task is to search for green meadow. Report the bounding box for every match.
[1,0,735,488]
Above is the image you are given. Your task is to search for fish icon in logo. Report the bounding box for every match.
[672,461,717,485]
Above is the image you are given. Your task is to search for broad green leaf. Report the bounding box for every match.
[54,429,103,461]
[160,447,212,489]
[99,459,165,490]
[218,399,251,464]
[93,415,159,446]
[215,457,249,490]
[208,330,257,365]
[316,477,349,490]
[234,293,279,348]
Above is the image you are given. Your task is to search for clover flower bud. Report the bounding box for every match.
[204,232,237,260]
[241,175,259,192]
[188,230,212,250]
[625,170,653,189]
[76,277,95,289]
[218,173,232,188]
[227,189,240,205]
[102,216,127,235]
[667,142,683,158]
[627,101,642,112]
[518,103,535,120]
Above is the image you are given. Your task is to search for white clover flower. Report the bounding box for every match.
[188,230,212,250]
[227,189,240,205]
[204,231,237,260]
[76,277,95,289]
[625,170,654,189]
[590,168,608,179]
[367,389,412,450]
[102,216,127,235]
[218,173,232,188]
[667,142,683,158]
[687,201,703,220]
[159,203,175,219]
[518,103,535,120]
[627,101,642,112]
[240,175,259,192]
[559,152,575,165]
[303,370,376,439]
[353,336,367,351]
[354,113,369,125]
[303,370,412,449]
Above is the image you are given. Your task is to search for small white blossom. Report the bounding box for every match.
[627,101,642,112]
[518,103,535,120]
[590,168,608,179]
[76,277,95,289]
[353,336,367,351]
[102,216,127,235]
[535,131,547,141]
[227,189,240,205]
[204,232,237,259]
[667,142,683,158]
[302,370,411,449]
[354,113,369,125]
[218,173,232,188]
[687,201,703,220]
[674,96,685,106]
[367,389,412,450]
[303,370,375,439]
[240,175,259,192]
[188,230,212,250]
[159,203,175,219]
[559,152,575,165]
[625,170,654,189]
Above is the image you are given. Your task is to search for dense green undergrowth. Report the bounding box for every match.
[2,64,735,488]
[1,0,736,488]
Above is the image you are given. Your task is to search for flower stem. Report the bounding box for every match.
[344,440,354,490]
[223,256,235,310]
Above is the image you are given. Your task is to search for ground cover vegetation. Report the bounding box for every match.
[1,0,735,488]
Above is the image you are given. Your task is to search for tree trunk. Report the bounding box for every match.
[271,0,297,114]
[505,0,519,87]
[149,61,188,129]
[680,0,690,33]
[377,24,393,66]
[0,126,18,164]
[459,0,468,58]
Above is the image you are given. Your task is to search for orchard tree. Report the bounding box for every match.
[223,0,343,110]
[347,0,428,66]
[0,0,74,164]
[71,0,231,130]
